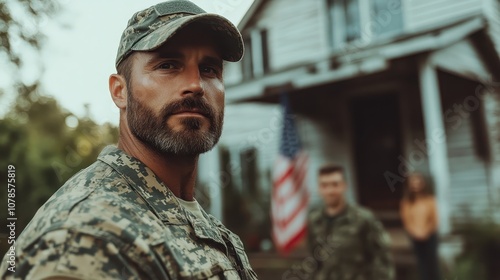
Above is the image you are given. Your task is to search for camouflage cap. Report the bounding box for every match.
[115,0,244,67]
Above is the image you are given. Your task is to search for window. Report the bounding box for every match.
[371,0,403,36]
[260,29,270,74]
[344,0,362,42]
[242,35,254,80]
[328,0,362,47]
[241,29,270,80]
[328,0,404,48]
[240,147,259,197]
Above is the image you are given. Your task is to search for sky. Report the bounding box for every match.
[3,0,254,125]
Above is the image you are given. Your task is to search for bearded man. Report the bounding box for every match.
[0,1,257,279]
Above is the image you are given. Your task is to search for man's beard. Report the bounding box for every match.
[127,91,223,156]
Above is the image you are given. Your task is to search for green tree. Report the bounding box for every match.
[0,0,61,97]
[0,0,119,256]
[0,85,119,256]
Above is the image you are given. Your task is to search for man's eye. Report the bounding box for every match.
[158,62,176,69]
[201,66,219,76]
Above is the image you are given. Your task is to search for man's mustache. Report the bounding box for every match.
[161,97,215,122]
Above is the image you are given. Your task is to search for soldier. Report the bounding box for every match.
[0,1,258,279]
[307,164,394,280]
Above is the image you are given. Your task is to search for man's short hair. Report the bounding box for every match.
[318,164,344,176]
[117,55,134,84]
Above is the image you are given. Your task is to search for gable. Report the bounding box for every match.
[431,38,491,82]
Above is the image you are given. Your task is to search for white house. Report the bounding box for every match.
[197,0,500,266]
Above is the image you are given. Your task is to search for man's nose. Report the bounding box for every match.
[182,66,204,96]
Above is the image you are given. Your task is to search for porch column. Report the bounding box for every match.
[418,55,451,235]
[199,150,223,220]
[209,150,223,221]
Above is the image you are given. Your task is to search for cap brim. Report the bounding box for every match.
[131,13,244,62]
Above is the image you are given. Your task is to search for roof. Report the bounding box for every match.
[237,0,266,31]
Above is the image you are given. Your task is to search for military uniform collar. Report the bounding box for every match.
[97,146,226,244]
[98,145,188,225]
[316,203,357,224]
[322,205,348,219]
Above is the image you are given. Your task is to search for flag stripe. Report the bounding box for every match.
[273,209,308,245]
[276,194,309,229]
[273,165,294,190]
[277,155,308,204]
[272,93,310,255]
[276,157,308,203]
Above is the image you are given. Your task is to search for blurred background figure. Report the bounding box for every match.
[400,173,441,280]
[307,164,395,280]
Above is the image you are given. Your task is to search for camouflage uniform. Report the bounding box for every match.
[307,204,394,280]
[0,146,258,279]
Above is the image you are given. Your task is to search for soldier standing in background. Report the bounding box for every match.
[0,1,257,279]
[307,164,395,280]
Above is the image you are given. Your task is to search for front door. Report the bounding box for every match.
[350,93,403,212]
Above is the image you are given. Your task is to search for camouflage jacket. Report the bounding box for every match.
[0,146,258,280]
[307,204,394,280]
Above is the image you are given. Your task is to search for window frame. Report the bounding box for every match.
[327,0,404,50]
[241,28,270,80]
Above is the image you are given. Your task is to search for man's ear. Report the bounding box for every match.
[109,74,128,109]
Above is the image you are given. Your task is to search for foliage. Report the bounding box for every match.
[0,0,58,68]
[0,0,119,258]
[0,88,118,255]
[452,220,500,280]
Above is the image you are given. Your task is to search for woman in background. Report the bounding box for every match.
[400,173,441,280]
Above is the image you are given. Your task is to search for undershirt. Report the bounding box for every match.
[176,198,210,226]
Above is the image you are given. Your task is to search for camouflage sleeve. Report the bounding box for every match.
[363,218,395,280]
[306,216,315,255]
[4,229,159,280]
[306,209,320,251]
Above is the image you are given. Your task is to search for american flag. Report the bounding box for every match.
[271,93,310,254]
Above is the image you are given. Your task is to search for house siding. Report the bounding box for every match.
[446,116,491,221]
[224,61,243,85]
[404,0,483,32]
[218,104,281,194]
[225,0,329,86]
[483,0,500,53]
[484,92,500,222]
[253,0,328,71]
[227,0,494,87]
